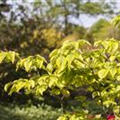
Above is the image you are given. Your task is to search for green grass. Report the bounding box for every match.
[0,103,63,120]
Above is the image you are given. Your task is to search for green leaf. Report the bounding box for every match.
[98,69,109,79]
[4,82,12,92]
[48,76,58,87]
[57,116,67,120]
[49,49,58,58]
[111,15,120,26]
[62,89,70,98]
[8,85,16,95]
[110,68,117,78]
[103,100,117,108]
[109,56,116,61]
[92,91,100,98]
[28,80,35,88]
[24,60,32,72]
[56,56,67,70]
[15,81,26,93]
[8,51,16,63]
[78,39,91,48]
[51,88,60,95]
[35,59,44,69]
[47,63,53,73]
[37,86,47,95]
[0,52,7,63]
[35,55,47,63]
[117,76,120,81]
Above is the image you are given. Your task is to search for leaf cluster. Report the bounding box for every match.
[1,39,120,118]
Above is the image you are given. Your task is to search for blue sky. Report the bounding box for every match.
[70,0,120,27]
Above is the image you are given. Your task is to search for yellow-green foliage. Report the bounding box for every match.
[32,28,63,48]
[1,39,120,118]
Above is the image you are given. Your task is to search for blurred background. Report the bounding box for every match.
[0,0,120,119]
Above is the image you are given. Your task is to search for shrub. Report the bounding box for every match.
[0,103,63,120]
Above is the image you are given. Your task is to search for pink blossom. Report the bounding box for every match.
[107,115,115,120]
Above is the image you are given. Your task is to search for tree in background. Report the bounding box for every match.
[0,0,118,54]
[89,18,120,41]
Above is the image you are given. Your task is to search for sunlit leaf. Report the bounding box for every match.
[98,69,109,79]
